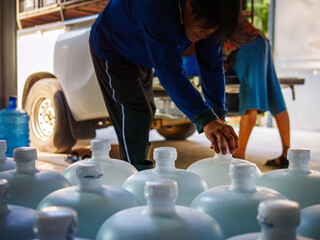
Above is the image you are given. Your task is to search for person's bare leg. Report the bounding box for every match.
[233,109,258,159]
[274,110,290,157]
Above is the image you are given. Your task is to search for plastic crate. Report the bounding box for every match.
[41,0,59,7]
[20,0,37,12]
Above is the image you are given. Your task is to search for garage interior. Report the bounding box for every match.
[1,0,320,239]
[2,0,317,173]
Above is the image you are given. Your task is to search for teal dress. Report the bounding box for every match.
[182,36,287,116]
[233,36,286,116]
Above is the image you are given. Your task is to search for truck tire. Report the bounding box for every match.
[156,123,196,140]
[24,78,76,153]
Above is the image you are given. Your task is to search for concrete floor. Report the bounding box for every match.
[36,126,320,174]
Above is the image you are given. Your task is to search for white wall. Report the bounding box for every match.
[274,0,320,131]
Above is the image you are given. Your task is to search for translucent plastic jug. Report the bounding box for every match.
[38,162,140,239]
[227,199,312,240]
[0,179,36,240]
[191,162,285,238]
[257,148,320,208]
[63,139,137,186]
[297,204,320,239]
[0,140,15,172]
[0,147,70,209]
[187,150,262,188]
[97,179,224,240]
[122,147,208,206]
[0,96,29,157]
[34,206,90,240]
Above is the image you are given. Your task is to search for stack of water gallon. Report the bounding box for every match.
[0,97,320,239]
[1,140,320,240]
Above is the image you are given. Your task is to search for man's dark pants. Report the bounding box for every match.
[90,47,155,171]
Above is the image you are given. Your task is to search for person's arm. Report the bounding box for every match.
[195,39,238,154]
[195,39,227,119]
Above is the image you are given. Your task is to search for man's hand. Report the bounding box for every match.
[203,119,238,155]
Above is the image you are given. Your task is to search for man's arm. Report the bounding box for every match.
[195,39,227,119]
[195,39,238,154]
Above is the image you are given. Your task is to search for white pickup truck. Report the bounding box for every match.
[18,15,195,154]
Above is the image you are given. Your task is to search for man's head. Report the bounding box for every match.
[184,0,242,43]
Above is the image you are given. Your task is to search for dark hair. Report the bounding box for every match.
[189,0,245,45]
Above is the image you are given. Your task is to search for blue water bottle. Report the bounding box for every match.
[0,96,30,157]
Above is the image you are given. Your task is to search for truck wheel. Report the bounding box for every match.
[24,78,76,153]
[156,123,196,140]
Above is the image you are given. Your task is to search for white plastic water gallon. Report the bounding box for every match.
[0,147,70,209]
[0,179,36,240]
[33,206,89,240]
[0,140,15,172]
[227,199,313,240]
[191,162,285,238]
[297,204,320,239]
[187,150,262,188]
[257,148,320,208]
[37,162,140,239]
[96,179,224,240]
[122,147,208,206]
[63,139,137,187]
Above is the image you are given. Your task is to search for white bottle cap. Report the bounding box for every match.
[0,140,7,152]
[153,147,177,163]
[229,162,257,179]
[144,179,178,201]
[216,142,231,155]
[258,199,300,228]
[34,206,78,238]
[288,148,310,161]
[0,179,9,204]
[76,162,103,180]
[13,147,37,163]
[214,143,233,161]
[287,148,310,173]
[90,139,111,151]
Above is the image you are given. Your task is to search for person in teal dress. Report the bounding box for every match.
[183,20,290,168]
